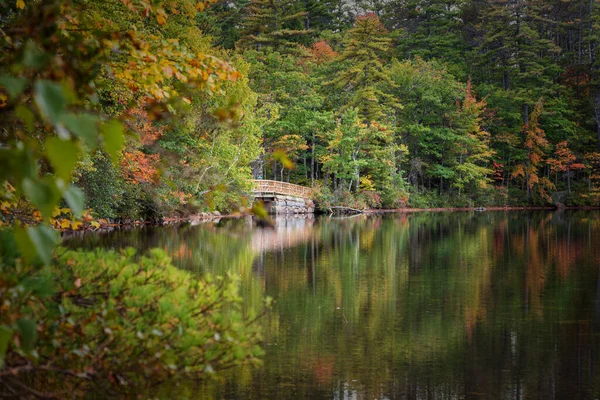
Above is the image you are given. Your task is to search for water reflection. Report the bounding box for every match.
[64,211,600,399]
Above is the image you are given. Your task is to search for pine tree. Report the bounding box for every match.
[236,0,309,53]
[327,13,400,122]
[472,0,561,124]
[383,0,468,73]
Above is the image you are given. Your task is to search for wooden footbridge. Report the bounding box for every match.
[252,180,313,214]
[252,180,312,199]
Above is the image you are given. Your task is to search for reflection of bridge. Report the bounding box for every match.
[252,180,314,214]
[251,217,315,253]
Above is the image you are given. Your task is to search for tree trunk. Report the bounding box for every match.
[311,134,315,186]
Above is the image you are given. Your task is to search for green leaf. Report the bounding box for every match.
[34,80,66,125]
[101,120,124,164]
[22,40,48,69]
[22,177,60,220]
[0,326,12,368]
[63,113,99,147]
[32,225,57,265]
[15,225,58,266]
[63,185,85,218]
[16,319,37,353]
[0,74,27,100]
[21,271,57,298]
[45,137,80,180]
[15,105,35,132]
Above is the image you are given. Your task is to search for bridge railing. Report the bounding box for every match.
[252,180,312,199]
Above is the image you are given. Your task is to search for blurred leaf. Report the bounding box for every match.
[15,105,35,132]
[0,74,27,100]
[250,201,269,219]
[34,80,66,125]
[101,120,124,164]
[45,137,79,180]
[21,272,57,298]
[64,113,99,147]
[63,185,85,218]
[15,225,58,265]
[0,326,11,368]
[272,150,294,169]
[22,40,47,69]
[16,319,37,353]
[22,177,60,220]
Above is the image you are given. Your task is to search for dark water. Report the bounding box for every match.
[64,211,600,400]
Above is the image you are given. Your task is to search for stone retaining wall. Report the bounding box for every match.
[263,195,314,214]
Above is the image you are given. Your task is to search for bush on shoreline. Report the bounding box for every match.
[0,243,268,397]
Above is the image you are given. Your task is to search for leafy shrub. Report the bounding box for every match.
[0,246,268,397]
[312,183,335,212]
[355,190,382,209]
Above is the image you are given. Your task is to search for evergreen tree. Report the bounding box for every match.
[384,0,468,74]
[327,13,400,121]
[236,0,309,53]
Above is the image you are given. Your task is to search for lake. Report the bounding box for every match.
[64,211,600,399]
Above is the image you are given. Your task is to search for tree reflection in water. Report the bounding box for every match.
[65,211,600,400]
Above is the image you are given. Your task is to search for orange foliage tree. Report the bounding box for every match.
[511,100,554,202]
[547,141,586,193]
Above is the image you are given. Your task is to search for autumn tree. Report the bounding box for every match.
[451,80,494,196]
[511,100,554,202]
[547,141,586,193]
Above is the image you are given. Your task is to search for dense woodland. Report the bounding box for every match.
[208,0,600,210]
[3,0,600,224]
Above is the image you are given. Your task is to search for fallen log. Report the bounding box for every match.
[328,206,364,215]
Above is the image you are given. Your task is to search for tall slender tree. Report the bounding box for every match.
[327,13,400,122]
[236,0,309,53]
[512,100,554,202]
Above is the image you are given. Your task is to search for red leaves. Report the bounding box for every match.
[127,106,164,145]
[547,141,586,174]
[492,160,504,186]
[310,41,337,63]
[121,150,159,184]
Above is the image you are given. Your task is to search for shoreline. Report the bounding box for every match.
[108,205,600,225]
[53,205,600,233]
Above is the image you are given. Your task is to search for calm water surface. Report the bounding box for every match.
[65,211,600,399]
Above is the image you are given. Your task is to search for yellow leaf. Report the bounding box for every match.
[91,221,100,229]
[60,219,71,229]
[272,150,294,170]
[16,0,25,10]
[71,221,83,230]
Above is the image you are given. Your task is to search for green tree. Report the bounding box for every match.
[451,80,495,195]
[236,0,309,53]
[327,13,400,122]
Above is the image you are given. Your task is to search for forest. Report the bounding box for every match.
[1,0,600,397]
[3,0,600,224]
